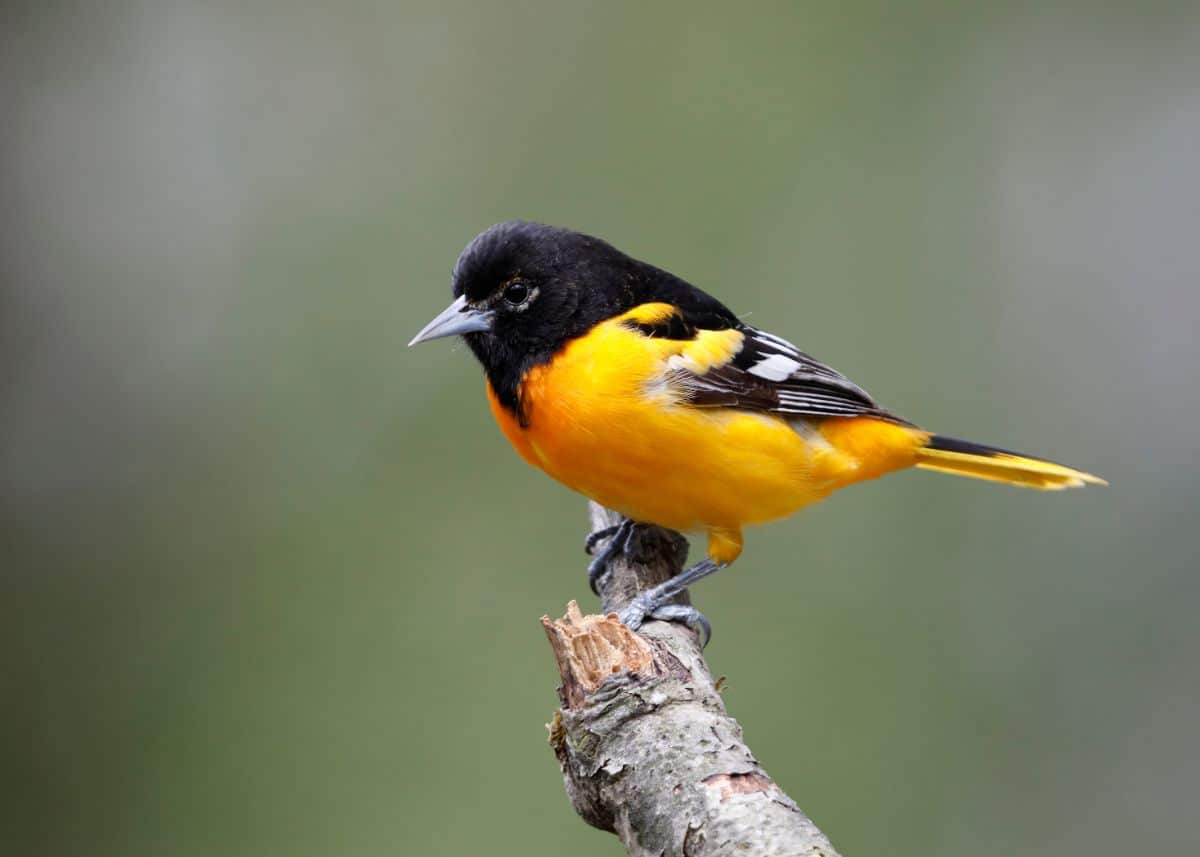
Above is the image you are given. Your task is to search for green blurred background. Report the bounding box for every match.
[3,2,1198,855]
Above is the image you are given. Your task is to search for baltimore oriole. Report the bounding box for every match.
[410,221,1103,643]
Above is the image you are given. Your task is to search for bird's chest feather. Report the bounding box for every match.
[487,315,690,479]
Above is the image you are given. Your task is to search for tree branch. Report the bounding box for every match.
[542,502,843,856]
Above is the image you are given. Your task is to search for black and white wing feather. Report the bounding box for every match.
[681,326,906,423]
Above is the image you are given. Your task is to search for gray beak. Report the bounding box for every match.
[408,295,494,346]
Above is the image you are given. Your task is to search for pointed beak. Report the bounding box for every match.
[408,295,494,346]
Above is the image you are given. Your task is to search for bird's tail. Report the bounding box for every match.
[914,435,1106,490]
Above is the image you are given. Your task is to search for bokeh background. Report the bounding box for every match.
[4,2,1198,856]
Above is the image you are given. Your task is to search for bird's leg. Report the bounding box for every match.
[585,517,639,595]
[617,558,728,647]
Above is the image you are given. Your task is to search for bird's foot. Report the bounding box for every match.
[615,557,727,648]
[584,524,621,556]
[585,518,639,595]
[618,599,713,648]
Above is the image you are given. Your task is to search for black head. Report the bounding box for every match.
[410,221,739,420]
[451,220,636,358]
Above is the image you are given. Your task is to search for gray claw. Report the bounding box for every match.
[584,524,620,555]
[617,598,712,648]
[647,604,712,648]
[616,594,653,632]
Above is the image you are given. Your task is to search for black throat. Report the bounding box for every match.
[467,335,554,427]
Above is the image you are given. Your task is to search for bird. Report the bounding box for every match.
[410,221,1104,644]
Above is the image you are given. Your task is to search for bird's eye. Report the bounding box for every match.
[502,281,530,306]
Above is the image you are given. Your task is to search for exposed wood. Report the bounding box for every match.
[541,602,660,710]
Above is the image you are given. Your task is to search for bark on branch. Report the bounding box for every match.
[541,503,842,856]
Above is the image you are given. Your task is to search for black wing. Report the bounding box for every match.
[679,325,907,423]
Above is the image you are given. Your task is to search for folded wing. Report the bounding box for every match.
[673,324,906,423]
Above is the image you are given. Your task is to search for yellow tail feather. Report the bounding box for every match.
[915,435,1106,491]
